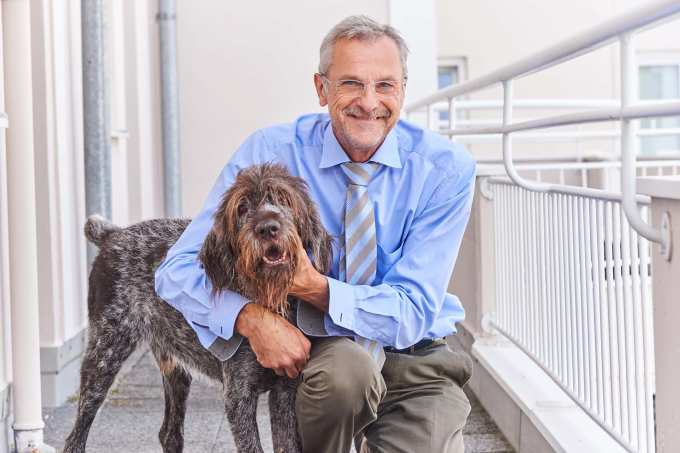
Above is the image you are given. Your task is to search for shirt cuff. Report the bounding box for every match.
[327,277,359,331]
[207,291,250,340]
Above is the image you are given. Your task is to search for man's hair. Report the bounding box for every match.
[319,15,409,79]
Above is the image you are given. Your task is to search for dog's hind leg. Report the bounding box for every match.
[153,351,192,453]
[268,378,302,453]
[63,330,138,453]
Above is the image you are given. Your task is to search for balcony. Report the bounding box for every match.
[2,1,680,452]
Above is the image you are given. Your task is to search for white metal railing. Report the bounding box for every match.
[405,0,680,258]
[478,159,680,189]
[488,179,655,453]
[404,1,680,451]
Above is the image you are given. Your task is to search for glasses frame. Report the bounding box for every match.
[318,74,407,98]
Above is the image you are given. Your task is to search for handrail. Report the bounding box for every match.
[487,176,652,204]
[440,100,680,136]
[405,0,680,259]
[429,98,620,111]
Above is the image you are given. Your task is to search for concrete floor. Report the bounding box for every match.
[44,348,513,452]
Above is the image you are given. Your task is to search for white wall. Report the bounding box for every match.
[123,0,165,222]
[388,0,438,105]
[30,0,88,348]
[177,0,390,214]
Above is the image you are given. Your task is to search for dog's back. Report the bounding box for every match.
[84,216,222,379]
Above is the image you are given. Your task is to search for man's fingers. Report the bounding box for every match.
[285,365,299,379]
[274,368,285,377]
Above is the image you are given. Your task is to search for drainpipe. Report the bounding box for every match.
[2,1,55,452]
[82,0,111,257]
[158,0,181,217]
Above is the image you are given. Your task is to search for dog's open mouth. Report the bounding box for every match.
[262,245,288,266]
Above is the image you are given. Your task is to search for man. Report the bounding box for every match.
[155,15,475,453]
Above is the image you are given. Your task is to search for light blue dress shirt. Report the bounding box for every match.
[154,113,476,353]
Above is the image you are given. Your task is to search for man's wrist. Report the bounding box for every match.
[235,303,265,338]
[292,272,329,311]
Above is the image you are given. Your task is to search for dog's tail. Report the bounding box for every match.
[84,215,121,247]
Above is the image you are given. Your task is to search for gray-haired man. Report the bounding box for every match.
[156,15,475,453]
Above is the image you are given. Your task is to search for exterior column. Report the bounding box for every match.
[638,176,680,453]
[448,173,496,340]
[1,0,55,451]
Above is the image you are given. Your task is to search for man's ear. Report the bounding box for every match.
[314,73,328,107]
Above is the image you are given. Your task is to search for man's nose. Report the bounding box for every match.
[256,219,281,239]
[356,84,380,112]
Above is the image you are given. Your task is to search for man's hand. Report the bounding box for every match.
[289,242,330,311]
[235,303,310,378]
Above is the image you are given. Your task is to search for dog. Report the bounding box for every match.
[63,163,333,453]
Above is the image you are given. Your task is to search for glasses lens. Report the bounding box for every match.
[375,81,398,95]
[332,78,401,97]
[337,80,364,95]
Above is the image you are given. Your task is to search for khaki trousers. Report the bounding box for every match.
[295,337,473,453]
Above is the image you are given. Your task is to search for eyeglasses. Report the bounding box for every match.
[319,74,405,98]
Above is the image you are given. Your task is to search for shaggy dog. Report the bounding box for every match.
[63,164,332,453]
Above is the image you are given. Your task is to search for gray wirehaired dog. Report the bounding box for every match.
[63,164,332,453]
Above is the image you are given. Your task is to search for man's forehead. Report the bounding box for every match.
[326,36,402,78]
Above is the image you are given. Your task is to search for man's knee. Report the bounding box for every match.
[297,339,385,415]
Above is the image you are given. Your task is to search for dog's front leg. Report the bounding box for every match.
[222,363,265,453]
[269,377,302,453]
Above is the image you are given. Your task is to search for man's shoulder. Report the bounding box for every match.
[396,119,475,177]
[256,113,329,149]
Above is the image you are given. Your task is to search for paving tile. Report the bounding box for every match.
[465,433,515,453]
[44,349,514,452]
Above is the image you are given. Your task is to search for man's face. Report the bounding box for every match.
[314,37,405,161]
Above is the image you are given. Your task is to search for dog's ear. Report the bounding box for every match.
[199,192,238,293]
[306,215,333,275]
[289,176,333,275]
[199,226,234,293]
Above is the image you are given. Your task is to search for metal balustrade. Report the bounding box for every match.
[403,1,680,451]
[488,179,655,452]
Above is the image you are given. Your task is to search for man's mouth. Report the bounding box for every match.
[344,108,389,122]
[262,244,288,265]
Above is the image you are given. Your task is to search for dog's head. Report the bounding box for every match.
[199,163,332,315]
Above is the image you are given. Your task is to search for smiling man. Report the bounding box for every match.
[156,15,476,453]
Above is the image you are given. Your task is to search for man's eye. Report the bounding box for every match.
[340,80,363,88]
[376,81,397,93]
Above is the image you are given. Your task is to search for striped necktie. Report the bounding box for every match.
[340,162,386,368]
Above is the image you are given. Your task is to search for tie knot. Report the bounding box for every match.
[341,162,379,186]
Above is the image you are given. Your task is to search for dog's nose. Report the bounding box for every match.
[256,219,280,239]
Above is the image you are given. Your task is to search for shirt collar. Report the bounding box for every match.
[319,120,402,169]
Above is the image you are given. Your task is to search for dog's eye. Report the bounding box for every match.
[237,202,248,217]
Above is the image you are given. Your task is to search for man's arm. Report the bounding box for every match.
[290,153,476,349]
[154,131,310,378]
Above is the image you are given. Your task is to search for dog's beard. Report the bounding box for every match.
[235,228,301,317]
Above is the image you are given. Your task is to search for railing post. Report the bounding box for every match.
[449,173,496,341]
[638,176,680,452]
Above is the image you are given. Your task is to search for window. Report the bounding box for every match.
[638,60,680,155]
[437,57,467,125]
